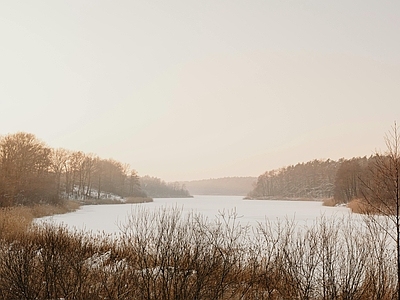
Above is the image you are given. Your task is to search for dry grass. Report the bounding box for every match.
[0,207,397,299]
[347,198,379,214]
[0,200,80,238]
[81,198,125,205]
[347,198,398,216]
[0,206,33,238]
[322,198,336,207]
[124,196,153,203]
[30,200,81,218]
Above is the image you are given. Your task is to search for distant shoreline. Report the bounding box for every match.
[243,196,326,202]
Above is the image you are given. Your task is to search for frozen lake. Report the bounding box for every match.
[37,195,352,234]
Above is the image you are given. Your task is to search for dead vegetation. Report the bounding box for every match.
[124,196,153,204]
[0,206,398,299]
[322,198,336,207]
[0,200,80,239]
[347,198,379,214]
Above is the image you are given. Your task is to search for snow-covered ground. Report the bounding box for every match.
[36,195,353,235]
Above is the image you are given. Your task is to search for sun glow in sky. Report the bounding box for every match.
[1,1,400,181]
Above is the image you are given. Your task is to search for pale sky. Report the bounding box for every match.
[1,1,400,181]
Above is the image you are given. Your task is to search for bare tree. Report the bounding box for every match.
[50,148,69,199]
[0,132,53,206]
[360,122,400,299]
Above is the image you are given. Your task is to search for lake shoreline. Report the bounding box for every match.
[243,196,327,202]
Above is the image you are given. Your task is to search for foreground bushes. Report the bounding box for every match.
[0,208,397,299]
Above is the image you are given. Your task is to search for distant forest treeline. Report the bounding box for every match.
[182,177,257,196]
[0,132,390,207]
[247,156,387,204]
[0,132,190,207]
[140,176,191,198]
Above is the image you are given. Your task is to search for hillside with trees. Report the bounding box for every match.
[182,177,257,196]
[247,159,339,200]
[0,132,147,207]
[248,153,398,207]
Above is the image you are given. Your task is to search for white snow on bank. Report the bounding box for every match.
[61,186,124,202]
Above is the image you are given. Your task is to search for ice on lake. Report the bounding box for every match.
[37,195,352,234]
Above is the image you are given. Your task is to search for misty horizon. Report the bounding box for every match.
[1,1,399,182]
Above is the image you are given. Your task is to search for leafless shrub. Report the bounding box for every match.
[0,206,399,299]
[118,206,250,299]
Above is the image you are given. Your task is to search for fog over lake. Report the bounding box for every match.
[38,195,352,235]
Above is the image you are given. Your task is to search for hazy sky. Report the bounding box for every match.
[1,1,400,181]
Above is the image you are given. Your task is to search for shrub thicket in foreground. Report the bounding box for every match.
[0,208,397,299]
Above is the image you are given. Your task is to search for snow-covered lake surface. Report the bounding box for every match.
[37,195,353,234]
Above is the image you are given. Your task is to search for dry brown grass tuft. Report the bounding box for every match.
[65,199,81,211]
[347,198,378,214]
[0,201,80,239]
[0,206,33,238]
[322,198,336,207]
[30,201,80,219]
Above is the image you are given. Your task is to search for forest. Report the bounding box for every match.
[0,132,190,207]
[140,176,191,198]
[0,131,395,208]
[247,155,392,208]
